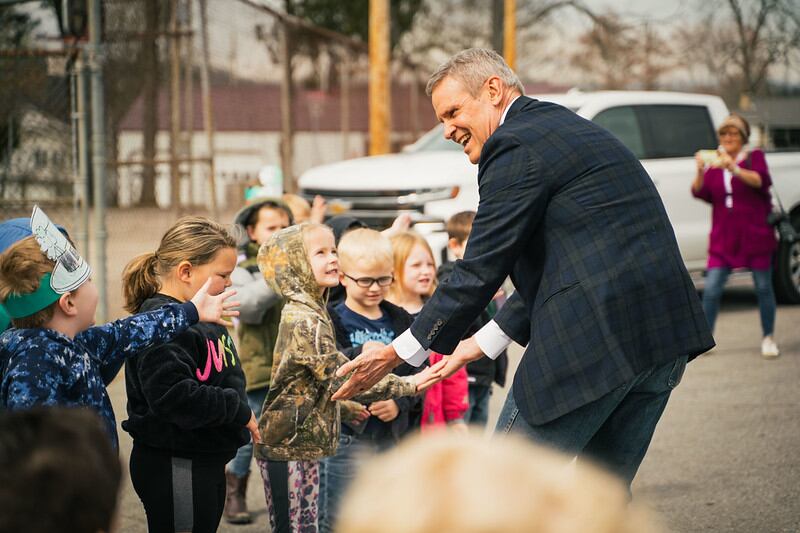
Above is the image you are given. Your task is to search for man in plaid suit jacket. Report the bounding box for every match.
[334,49,714,486]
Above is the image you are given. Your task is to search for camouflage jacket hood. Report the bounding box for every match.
[258,224,327,314]
[255,224,417,461]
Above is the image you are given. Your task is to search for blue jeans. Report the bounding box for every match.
[495,356,687,487]
[319,434,379,533]
[466,384,492,427]
[227,387,267,478]
[702,267,776,336]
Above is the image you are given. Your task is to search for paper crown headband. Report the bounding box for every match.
[2,206,92,319]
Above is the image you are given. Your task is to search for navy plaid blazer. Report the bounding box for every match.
[410,96,714,425]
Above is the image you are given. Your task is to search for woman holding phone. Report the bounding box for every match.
[691,113,779,358]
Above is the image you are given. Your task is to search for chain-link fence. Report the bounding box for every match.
[1,0,434,318]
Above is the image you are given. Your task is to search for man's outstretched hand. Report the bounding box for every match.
[436,337,486,380]
[332,343,404,400]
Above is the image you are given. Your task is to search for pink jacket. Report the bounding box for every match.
[420,352,468,430]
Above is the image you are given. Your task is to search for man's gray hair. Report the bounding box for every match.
[426,48,525,97]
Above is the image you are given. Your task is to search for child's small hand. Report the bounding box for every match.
[382,213,412,238]
[351,406,370,424]
[369,400,399,422]
[310,195,327,224]
[341,401,370,424]
[413,359,448,393]
[191,278,240,326]
[246,412,262,444]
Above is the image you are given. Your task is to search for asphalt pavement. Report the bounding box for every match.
[110,286,800,532]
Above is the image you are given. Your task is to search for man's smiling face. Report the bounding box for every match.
[431,75,505,164]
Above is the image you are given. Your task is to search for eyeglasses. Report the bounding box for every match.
[344,273,394,288]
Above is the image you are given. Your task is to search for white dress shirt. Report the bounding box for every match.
[391,96,520,366]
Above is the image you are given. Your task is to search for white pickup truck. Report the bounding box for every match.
[298,91,800,303]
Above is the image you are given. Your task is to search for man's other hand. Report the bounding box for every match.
[332,343,403,400]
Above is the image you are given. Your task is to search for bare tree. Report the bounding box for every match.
[636,23,673,91]
[677,0,800,103]
[394,0,600,76]
[567,10,674,90]
[569,11,637,89]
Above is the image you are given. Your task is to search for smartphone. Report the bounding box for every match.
[698,150,721,167]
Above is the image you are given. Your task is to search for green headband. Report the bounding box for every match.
[3,273,61,319]
[0,304,9,331]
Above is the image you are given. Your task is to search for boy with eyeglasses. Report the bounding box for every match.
[319,228,425,533]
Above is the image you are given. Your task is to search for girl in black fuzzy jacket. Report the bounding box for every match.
[122,217,260,533]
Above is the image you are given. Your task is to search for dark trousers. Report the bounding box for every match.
[466,384,492,427]
[130,443,226,533]
[496,356,688,487]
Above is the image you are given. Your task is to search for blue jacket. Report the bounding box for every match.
[411,97,714,425]
[0,302,198,448]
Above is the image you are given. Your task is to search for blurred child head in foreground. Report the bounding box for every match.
[0,407,121,533]
[336,431,662,533]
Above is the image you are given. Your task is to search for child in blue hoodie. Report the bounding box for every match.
[0,210,237,449]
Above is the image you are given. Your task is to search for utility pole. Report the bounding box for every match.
[198,0,218,217]
[279,21,295,192]
[88,0,107,321]
[169,0,182,210]
[71,53,90,256]
[409,73,419,141]
[183,0,195,205]
[369,0,390,155]
[141,0,159,206]
[503,0,516,70]
[492,0,504,54]
[340,51,351,159]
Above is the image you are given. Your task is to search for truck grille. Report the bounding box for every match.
[300,187,453,228]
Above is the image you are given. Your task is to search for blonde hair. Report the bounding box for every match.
[122,217,237,313]
[0,237,57,328]
[336,431,662,533]
[282,193,311,223]
[300,222,334,244]
[337,228,393,273]
[388,231,436,302]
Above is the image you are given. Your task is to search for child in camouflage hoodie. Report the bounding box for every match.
[254,223,435,533]
[224,198,293,524]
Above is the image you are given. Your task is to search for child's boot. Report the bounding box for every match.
[224,471,252,524]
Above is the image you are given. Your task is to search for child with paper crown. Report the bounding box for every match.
[0,206,238,449]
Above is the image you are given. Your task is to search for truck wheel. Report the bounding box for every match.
[773,215,800,304]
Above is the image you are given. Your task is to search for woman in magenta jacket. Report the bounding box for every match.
[692,114,779,358]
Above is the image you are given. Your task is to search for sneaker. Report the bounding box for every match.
[761,337,780,358]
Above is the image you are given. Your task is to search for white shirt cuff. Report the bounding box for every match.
[474,320,512,360]
[392,329,431,367]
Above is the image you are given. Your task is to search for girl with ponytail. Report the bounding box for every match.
[121,216,262,533]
